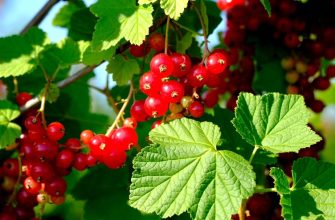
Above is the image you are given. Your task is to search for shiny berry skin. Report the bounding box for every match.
[16,188,38,208]
[129,42,150,57]
[47,122,65,141]
[111,127,138,151]
[170,53,192,77]
[206,51,229,74]
[144,96,169,118]
[73,153,87,171]
[151,120,163,129]
[86,153,98,167]
[20,142,34,159]
[23,176,41,194]
[30,161,55,183]
[181,96,193,109]
[89,134,112,161]
[123,117,137,128]
[187,65,208,88]
[16,92,32,106]
[150,53,174,77]
[149,33,165,52]
[217,0,244,11]
[309,99,325,113]
[139,71,162,96]
[27,128,46,142]
[56,149,75,169]
[103,148,127,169]
[24,116,42,130]
[3,158,19,178]
[64,138,81,150]
[189,101,204,118]
[202,90,219,108]
[33,139,59,161]
[312,77,330,90]
[80,129,94,145]
[45,177,67,196]
[160,80,185,103]
[130,100,150,122]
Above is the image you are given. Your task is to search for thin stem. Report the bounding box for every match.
[20,0,60,34]
[105,83,134,136]
[193,3,210,62]
[6,153,22,205]
[164,17,170,54]
[39,83,50,128]
[248,146,259,164]
[255,187,276,194]
[172,21,202,36]
[13,77,19,95]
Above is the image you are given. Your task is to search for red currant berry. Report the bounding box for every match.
[139,71,162,96]
[202,90,219,108]
[33,139,59,161]
[129,41,150,57]
[23,176,41,194]
[150,53,174,77]
[326,65,335,78]
[103,148,127,169]
[144,96,169,118]
[24,116,42,131]
[73,153,88,171]
[284,32,301,48]
[206,51,229,74]
[187,65,208,88]
[56,149,75,169]
[27,128,46,142]
[89,134,112,161]
[16,188,38,208]
[149,33,165,52]
[64,138,81,150]
[130,100,150,122]
[160,80,185,103]
[47,122,65,141]
[16,92,32,106]
[80,130,94,145]
[217,0,244,11]
[309,99,325,113]
[170,53,192,77]
[45,177,67,196]
[123,117,137,128]
[86,153,98,167]
[30,161,55,183]
[151,120,162,129]
[189,101,204,118]
[312,77,330,90]
[51,195,65,205]
[3,158,19,178]
[111,127,138,151]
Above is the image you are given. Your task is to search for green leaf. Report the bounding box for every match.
[91,0,153,50]
[160,0,189,20]
[0,28,48,78]
[106,55,140,86]
[129,118,256,219]
[199,0,208,34]
[72,166,159,220]
[39,83,60,103]
[69,8,97,41]
[79,41,115,66]
[138,0,157,4]
[270,158,335,219]
[53,2,80,28]
[176,32,194,54]
[0,101,21,149]
[232,93,321,153]
[259,0,271,16]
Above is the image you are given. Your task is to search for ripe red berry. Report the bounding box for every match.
[309,99,325,113]
[23,176,41,194]
[16,188,38,208]
[246,193,273,217]
[111,127,138,151]
[206,51,229,74]
[86,153,98,167]
[144,96,169,118]
[202,90,219,108]
[47,122,65,141]
[123,117,137,128]
[45,177,67,196]
[160,80,185,103]
[151,120,162,129]
[27,128,46,142]
[3,158,19,178]
[129,42,150,57]
[73,153,87,171]
[139,71,162,96]
[150,53,174,77]
[187,65,208,88]
[33,139,59,161]
[16,92,32,106]
[312,77,331,90]
[89,134,112,161]
[130,100,150,122]
[30,161,55,183]
[189,101,204,118]
[217,0,244,10]
[326,65,335,78]
[24,116,42,131]
[64,138,81,150]
[170,53,192,77]
[80,130,94,145]
[149,33,165,52]
[103,148,127,169]
[56,149,75,169]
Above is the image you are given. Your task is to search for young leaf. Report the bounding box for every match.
[0,28,48,78]
[160,0,189,20]
[259,0,271,16]
[52,2,80,28]
[78,41,115,66]
[129,118,256,219]
[106,55,140,86]
[270,158,335,219]
[0,101,21,149]
[90,0,153,50]
[232,93,321,153]
[138,0,157,4]
[176,32,194,54]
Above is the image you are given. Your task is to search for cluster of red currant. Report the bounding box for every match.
[218,0,335,113]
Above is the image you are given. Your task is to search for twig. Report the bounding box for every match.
[193,2,210,62]
[164,16,170,54]
[105,83,134,136]
[20,0,60,35]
